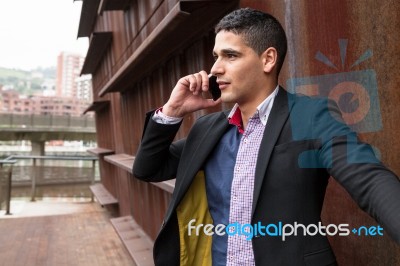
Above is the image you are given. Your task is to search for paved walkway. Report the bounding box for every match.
[0,199,135,266]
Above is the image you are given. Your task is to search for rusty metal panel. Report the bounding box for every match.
[114,168,131,216]
[103,93,124,154]
[95,106,115,150]
[128,173,172,240]
[77,0,101,38]
[239,0,400,264]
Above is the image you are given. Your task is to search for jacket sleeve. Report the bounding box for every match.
[133,111,185,182]
[314,99,400,244]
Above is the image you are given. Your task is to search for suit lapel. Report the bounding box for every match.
[173,111,229,207]
[252,88,294,216]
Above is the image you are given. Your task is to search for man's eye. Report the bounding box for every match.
[227,53,236,58]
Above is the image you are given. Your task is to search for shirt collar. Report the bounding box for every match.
[228,85,279,132]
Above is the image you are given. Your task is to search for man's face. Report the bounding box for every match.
[211,30,267,105]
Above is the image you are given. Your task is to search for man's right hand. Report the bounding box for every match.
[162,70,221,118]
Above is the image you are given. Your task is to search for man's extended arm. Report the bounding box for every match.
[314,99,400,244]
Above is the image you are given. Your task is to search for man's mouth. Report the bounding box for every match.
[217,80,230,89]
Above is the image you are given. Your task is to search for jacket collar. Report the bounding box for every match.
[252,87,293,216]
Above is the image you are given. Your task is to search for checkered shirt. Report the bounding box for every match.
[226,87,278,265]
[226,112,265,266]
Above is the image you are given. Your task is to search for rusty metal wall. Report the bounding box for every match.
[88,0,239,244]
[95,107,114,150]
[240,0,400,264]
[128,176,173,240]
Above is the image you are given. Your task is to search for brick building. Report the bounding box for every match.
[56,52,85,98]
[0,88,90,117]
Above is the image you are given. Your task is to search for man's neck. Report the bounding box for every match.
[239,84,278,129]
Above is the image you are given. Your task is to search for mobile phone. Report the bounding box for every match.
[208,74,221,100]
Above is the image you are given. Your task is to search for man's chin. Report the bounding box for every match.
[220,94,235,104]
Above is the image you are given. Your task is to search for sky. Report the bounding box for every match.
[0,0,88,71]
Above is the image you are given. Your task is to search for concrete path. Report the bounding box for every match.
[0,199,135,266]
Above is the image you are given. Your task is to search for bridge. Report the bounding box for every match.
[0,113,96,155]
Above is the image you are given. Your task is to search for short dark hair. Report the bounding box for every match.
[215,8,287,75]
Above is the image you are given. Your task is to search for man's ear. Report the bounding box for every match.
[262,47,278,74]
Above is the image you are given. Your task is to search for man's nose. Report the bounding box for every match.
[210,59,223,76]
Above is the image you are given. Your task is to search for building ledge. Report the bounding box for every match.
[151,179,175,194]
[98,0,130,14]
[83,100,110,114]
[81,32,113,75]
[104,153,134,173]
[110,216,154,265]
[87,147,114,156]
[90,183,119,206]
[77,0,101,38]
[104,153,175,194]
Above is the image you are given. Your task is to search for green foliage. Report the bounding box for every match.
[0,67,29,79]
[0,67,56,96]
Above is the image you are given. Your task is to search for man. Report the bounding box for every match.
[133,8,400,265]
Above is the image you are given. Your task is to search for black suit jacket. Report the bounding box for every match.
[133,87,400,265]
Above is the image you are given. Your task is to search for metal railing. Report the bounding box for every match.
[0,155,98,214]
[0,158,17,215]
[0,113,95,129]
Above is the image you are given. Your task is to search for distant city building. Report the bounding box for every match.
[0,89,31,113]
[0,52,93,117]
[41,78,56,97]
[0,87,92,117]
[56,52,85,98]
[75,74,93,101]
